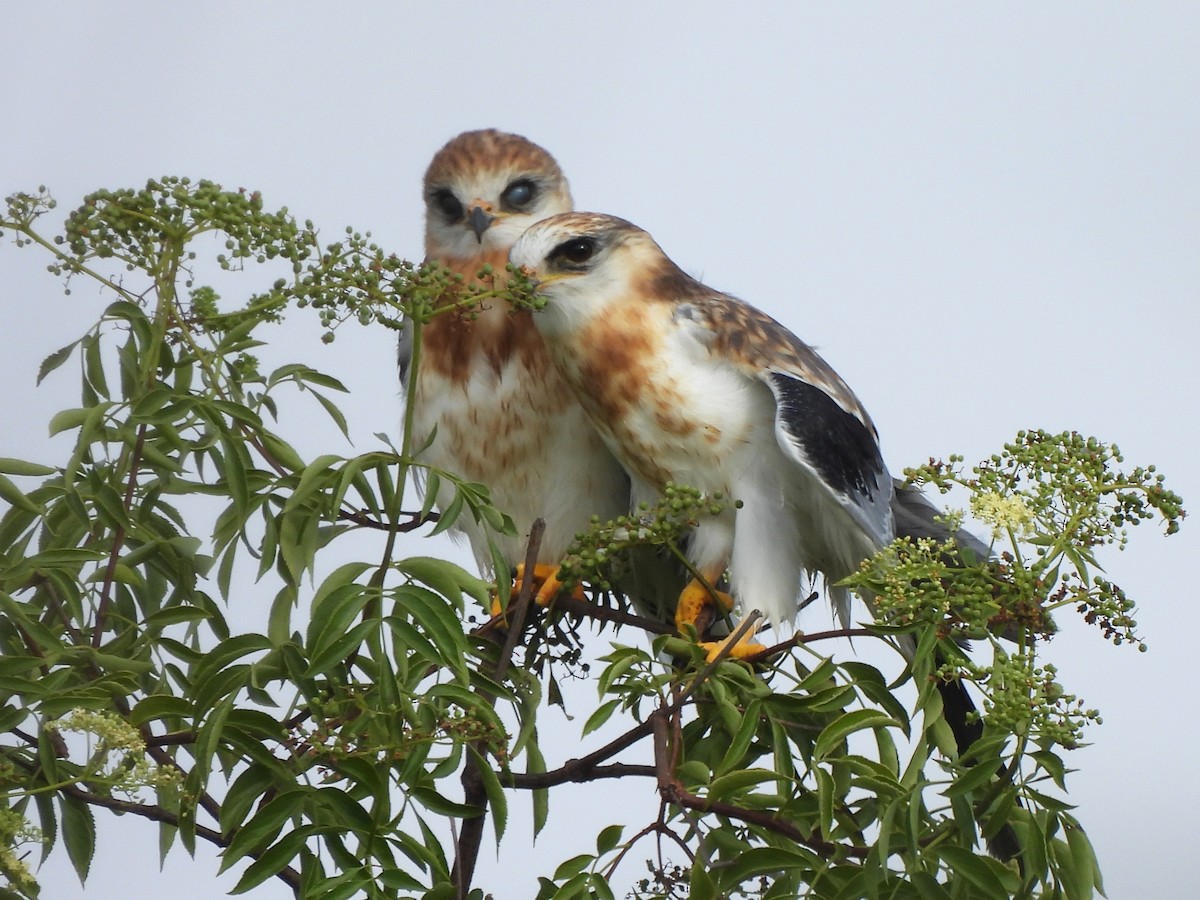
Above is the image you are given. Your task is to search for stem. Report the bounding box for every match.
[92,424,147,647]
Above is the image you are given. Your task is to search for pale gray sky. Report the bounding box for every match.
[2,3,1197,898]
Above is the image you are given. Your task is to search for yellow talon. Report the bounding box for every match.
[674,575,767,661]
[490,563,583,617]
[699,630,767,663]
[674,576,734,635]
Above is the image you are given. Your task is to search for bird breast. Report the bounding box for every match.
[552,299,770,495]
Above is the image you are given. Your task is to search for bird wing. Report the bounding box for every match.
[678,293,895,548]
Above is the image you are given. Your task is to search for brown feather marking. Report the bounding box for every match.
[420,247,526,384]
[424,129,566,197]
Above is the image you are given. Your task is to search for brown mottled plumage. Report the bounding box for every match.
[399,133,632,583]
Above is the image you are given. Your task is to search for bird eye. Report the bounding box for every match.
[501,179,536,210]
[431,188,463,221]
[554,237,596,266]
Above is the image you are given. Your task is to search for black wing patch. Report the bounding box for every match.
[768,372,886,504]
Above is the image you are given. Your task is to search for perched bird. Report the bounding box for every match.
[510,211,895,644]
[399,130,631,601]
[510,210,1022,863]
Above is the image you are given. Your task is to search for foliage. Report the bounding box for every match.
[0,181,1185,900]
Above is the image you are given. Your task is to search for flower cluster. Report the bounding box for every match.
[47,709,183,797]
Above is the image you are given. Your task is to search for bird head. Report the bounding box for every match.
[423,129,573,262]
[509,212,671,337]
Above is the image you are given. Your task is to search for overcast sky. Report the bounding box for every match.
[2,4,1197,898]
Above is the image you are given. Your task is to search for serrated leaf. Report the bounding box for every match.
[38,340,79,385]
[311,390,350,438]
[816,766,834,841]
[221,790,308,870]
[60,793,96,884]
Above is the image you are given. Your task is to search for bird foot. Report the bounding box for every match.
[699,630,767,663]
[490,563,583,616]
[674,577,734,636]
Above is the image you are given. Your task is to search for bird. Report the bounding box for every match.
[509,211,896,647]
[399,130,636,606]
[509,210,1023,864]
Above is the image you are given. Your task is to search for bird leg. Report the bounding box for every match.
[674,570,766,661]
[491,563,585,616]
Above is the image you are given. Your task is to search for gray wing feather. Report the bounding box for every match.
[765,371,894,548]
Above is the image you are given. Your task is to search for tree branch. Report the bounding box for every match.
[452,519,547,899]
[650,711,867,859]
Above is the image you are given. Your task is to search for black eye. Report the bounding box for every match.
[501,179,536,210]
[431,188,463,221]
[554,237,596,266]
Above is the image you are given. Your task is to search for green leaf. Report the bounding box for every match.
[285,453,344,511]
[221,790,308,870]
[707,768,778,800]
[469,746,508,844]
[723,846,815,882]
[552,853,593,882]
[945,757,1007,799]
[595,824,623,856]
[816,766,835,841]
[311,389,350,438]
[306,579,371,655]
[0,457,56,476]
[581,698,621,738]
[526,740,550,839]
[130,695,193,726]
[814,709,899,759]
[396,555,489,605]
[220,764,279,834]
[0,473,42,513]
[60,793,96,884]
[48,407,91,436]
[939,845,1014,896]
[229,825,317,894]
[38,339,79,385]
[410,786,481,819]
[715,698,761,777]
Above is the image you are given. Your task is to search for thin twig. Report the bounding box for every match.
[743,626,877,662]
[337,507,436,532]
[452,520,546,899]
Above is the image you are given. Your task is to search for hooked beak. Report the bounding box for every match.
[466,205,496,243]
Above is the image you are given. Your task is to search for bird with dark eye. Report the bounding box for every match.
[431,188,464,221]
[552,237,597,267]
[500,179,537,210]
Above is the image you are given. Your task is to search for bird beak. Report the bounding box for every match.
[466,205,496,243]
